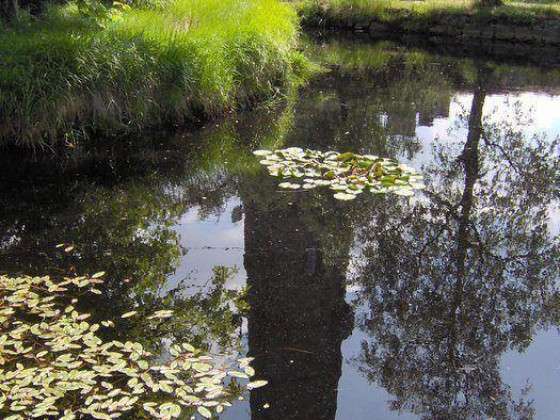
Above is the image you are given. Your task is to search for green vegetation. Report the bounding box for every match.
[0,273,266,419]
[299,0,560,42]
[0,0,308,146]
[2,0,556,147]
[300,0,560,23]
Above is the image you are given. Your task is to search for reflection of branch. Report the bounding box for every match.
[488,251,533,262]
[417,223,449,261]
[481,132,521,175]
[423,190,460,214]
[423,190,488,268]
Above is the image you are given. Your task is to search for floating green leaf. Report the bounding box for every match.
[254,148,424,201]
[247,380,268,390]
[198,406,212,418]
[227,370,249,379]
[333,192,356,201]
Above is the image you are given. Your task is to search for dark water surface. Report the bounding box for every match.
[2,37,560,419]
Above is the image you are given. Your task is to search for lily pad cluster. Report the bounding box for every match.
[0,274,266,420]
[254,148,424,200]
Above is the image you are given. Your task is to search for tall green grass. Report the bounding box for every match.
[299,0,560,25]
[0,0,308,146]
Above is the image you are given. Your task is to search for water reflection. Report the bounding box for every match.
[1,37,560,419]
[351,62,560,418]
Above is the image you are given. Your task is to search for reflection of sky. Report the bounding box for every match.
[549,204,560,237]
[169,92,560,293]
[408,92,560,170]
[500,328,560,420]
[402,92,560,419]
[457,92,560,137]
[336,292,417,420]
[383,95,560,419]
[166,198,246,294]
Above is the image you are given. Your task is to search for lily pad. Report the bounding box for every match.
[253,148,423,201]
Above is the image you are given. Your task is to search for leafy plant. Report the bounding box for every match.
[0,274,267,419]
[254,147,424,200]
[76,0,110,25]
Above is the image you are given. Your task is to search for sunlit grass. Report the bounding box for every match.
[299,0,560,22]
[0,0,307,146]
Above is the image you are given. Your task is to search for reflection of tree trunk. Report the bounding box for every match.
[1,0,19,21]
[1,0,52,20]
[448,68,487,367]
[242,191,354,420]
[457,76,486,276]
[477,0,503,7]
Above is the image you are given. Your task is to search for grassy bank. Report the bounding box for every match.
[299,0,560,43]
[0,0,309,146]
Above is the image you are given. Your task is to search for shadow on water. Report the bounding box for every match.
[1,36,560,419]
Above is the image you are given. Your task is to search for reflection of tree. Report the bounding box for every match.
[116,265,246,354]
[352,63,560,419]
[0,139,191,285]
[286,55,433,158]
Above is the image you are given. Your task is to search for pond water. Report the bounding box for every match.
[2,36,560,419]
